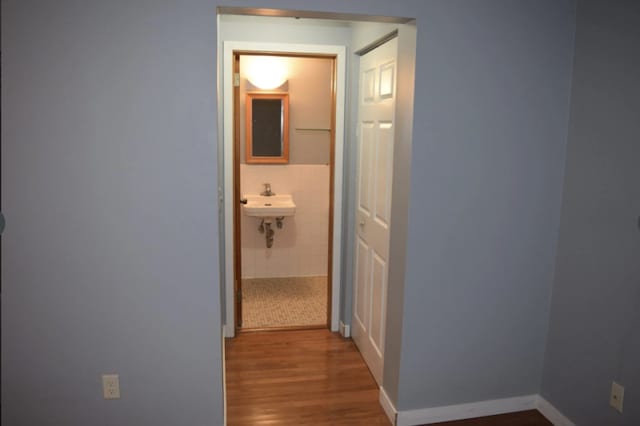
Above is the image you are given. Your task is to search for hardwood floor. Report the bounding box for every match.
[224,329,552,426]
[225,329,391,425]
[428,410,552,425]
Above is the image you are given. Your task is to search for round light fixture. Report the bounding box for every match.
[245,56,288,90]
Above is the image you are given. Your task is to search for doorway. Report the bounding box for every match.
[222,40,347,337]
[233,52,337,331]
[219,15,417,415]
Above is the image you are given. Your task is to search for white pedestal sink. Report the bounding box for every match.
[242,194,296,217]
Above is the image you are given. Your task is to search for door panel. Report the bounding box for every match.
[354,237,369,330]
[375,122,393,227]
[358,122,374,214]
[370,251,387,356]
[351,37,397,386]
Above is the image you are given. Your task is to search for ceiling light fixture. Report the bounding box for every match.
[245,56,288,90]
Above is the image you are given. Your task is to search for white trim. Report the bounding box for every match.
[379,387,398,425]
[392,393,575,426]
[221,325,227,426]
[396,394,538,426]
[339,321,351,338]
[222,41,346,334]
[536,395,575,426]
[223,324,234,339]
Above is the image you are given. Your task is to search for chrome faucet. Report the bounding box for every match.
[261,183,275,196]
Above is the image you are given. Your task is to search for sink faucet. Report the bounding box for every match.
[261,183,275,196]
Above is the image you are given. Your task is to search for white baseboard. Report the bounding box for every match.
[223,324,235,338]
[391,393,574,426]
[379,387,397,425]
[339,321,351,338]
[396,394,538,426]
[536,395,575,426]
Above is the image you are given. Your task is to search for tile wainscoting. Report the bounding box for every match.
[240,164,330,278]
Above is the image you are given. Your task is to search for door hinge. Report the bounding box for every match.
[233,73,240,87]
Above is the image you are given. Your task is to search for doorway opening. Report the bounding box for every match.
[219,11,417,423]
[222,39,347,337]
[233,52,338,331]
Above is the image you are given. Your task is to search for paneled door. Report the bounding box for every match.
[352,37,397,386]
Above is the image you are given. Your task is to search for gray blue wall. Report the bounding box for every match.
[541,1,640,425]
[3,0,582,425]
[1,1,223,425]
[395,0,576,409]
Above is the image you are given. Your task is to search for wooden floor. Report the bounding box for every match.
[224,329,551,426]
[429,410,552,425]
[225,329,390,425]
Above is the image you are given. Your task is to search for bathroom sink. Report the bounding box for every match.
[242,194,296,217]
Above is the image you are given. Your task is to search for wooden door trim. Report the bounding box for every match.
[223,41,346,336]
[233,52,337,333]
[326,56,337,328]
[233,53,242,331]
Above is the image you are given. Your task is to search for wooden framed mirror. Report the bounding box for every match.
[246,93,289,164]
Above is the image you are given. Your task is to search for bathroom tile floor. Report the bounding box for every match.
[241,276,327,329]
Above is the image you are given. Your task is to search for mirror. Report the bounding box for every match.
[246,93,289,164]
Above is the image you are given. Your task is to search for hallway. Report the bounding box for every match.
[225,329,391,425]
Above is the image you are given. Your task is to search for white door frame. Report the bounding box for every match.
[222,41,346,337]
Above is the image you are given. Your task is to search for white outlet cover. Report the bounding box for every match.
[102,374,120,400]
[610,381,624,413]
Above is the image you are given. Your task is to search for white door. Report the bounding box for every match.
[352,37,397,386]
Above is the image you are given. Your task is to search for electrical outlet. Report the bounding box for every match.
[102,374,120,400]
[610,381,624,413]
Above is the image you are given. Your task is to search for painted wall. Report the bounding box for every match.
[541,1,640,424]
[241,164,330,278]
[3,1,578,425]
[1,1,223,425]
[395,0,576,410]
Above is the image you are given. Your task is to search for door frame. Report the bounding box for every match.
[222,41,346,337]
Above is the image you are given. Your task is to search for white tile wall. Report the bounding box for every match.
[240,164,330,278]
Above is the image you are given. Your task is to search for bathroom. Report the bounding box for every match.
[236,53,334,330]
